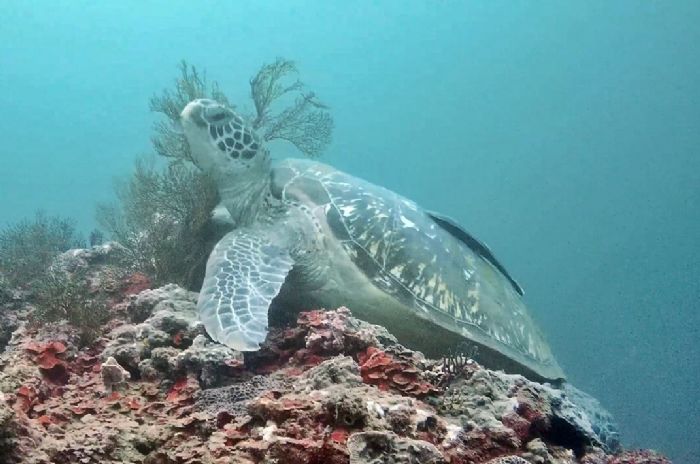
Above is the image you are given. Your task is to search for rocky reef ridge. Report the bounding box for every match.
[0,245,670,463]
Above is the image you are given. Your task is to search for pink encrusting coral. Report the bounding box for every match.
[0,245,672,463]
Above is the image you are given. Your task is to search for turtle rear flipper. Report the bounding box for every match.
[197,229,294,351]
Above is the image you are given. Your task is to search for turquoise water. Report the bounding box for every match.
[1,1,698,461]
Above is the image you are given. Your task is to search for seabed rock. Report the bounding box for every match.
[348,430,446,464]
[0,246,672,463]
[100,357,131,393]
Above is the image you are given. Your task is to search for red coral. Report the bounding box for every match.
[297,309,330,329]
[25,341,66,355]
[121,272,152,297]
[74,353,101,375]
[70,405,93,416]
[293,350,326,367]
[298,309,348,355]
[25,341,70,385]
[15,385,38,413]
[501,411,532,441]
[36,415,53,427]
[166,375,199,405]
[3,301,673,464]
[330,427,349,443]
[125,397,142,410]
[250,307,381,373]
[172,330,185,347]
[295,307,375,361]
[357,347,438,397]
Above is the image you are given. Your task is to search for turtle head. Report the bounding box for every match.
[181,99,269,180]
[181,99,271,226]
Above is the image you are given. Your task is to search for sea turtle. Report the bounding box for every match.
[180,98,565,382]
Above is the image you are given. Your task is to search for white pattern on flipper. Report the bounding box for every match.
[197,229,294,351]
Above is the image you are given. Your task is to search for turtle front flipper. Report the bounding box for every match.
[198,229,294,351]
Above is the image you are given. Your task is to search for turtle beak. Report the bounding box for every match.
[181,100,218,171]
[181,100,208,128]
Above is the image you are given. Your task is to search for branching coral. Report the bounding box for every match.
[0,395,16,459]
[250,58,302,128]
[250,58,334,158]
[0,212,84,287]
[97,57,333,290]
[96,158,221,289]
[149,60,231,164]
[97,62,226,288]
[150,58,333,162]
[31,268,109,346]
[441,341,480,376]
[0,216,117,350]
[0,273,10,304]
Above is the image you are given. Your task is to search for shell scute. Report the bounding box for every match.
[274,159,563,380]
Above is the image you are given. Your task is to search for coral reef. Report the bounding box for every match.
[0,212,84,287]
[29,242,138,347]
[0,274,10,304]
[0,247,671,463]
[433,366,620,454]
[31,267,109,346]
[0,392,16,456]
[96,158,222,290]
[102,284,245,388]
[0,292,20,354]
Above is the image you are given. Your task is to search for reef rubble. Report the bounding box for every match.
[0,245,671,463]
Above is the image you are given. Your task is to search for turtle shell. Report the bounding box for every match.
[272,159,564,381]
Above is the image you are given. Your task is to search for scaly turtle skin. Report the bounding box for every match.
[181,99,565,382]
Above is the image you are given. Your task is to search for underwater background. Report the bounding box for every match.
[0,1,698,462]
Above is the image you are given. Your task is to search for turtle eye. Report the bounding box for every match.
[204,106,234,124]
